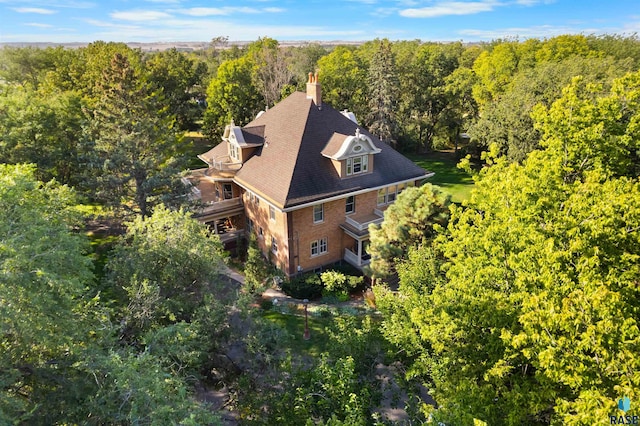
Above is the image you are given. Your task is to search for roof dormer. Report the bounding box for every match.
[222,121,265,163]
[322,128,381,178]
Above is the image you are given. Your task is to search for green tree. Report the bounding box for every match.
[202,55,263,140]
[0,164,97,422]
[375,71,640,425]
[318,46,367,119]
[83,52,187,217]
[106,206,225,337]
[0,46,58,87]
[368,184,450,280]
[0,85,84,185]
[366,39,400,144]
[399,42,463,151]
[145,48,208,131]
[244,235,270,294]
[469,55,634,162]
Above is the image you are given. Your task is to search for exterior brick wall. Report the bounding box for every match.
[243,190,289,271]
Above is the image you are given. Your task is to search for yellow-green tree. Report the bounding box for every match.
[376,71,640,424]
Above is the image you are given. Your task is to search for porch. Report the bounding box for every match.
[194,197,244,223]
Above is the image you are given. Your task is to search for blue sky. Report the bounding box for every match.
[0,0,638,43]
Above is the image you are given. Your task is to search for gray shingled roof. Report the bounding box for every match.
[208,91,429,209]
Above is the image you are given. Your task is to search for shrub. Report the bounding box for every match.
[320,270,364,300]
[280,273,323,300]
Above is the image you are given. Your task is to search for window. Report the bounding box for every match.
[229,143,238,160]
[313,204,324,223]
[247,218,254,234]
[223,183,233,200]
[346,155,369,176]
[387,185,397,203]
[271,237,278,253]
[269,205,276,222]
[345,196,355,214]
[258,226,264,238]
[311,237,328,257]
[377,188,387,205]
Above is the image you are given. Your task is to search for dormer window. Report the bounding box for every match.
[321,128,381,178]
[346,155,368,175]
[229,143,239,160]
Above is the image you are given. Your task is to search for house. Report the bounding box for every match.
[190,72,432,277]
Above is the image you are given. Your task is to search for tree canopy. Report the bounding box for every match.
[375,70,640,425]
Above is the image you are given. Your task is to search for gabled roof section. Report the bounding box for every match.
[232,91,429,209]
[223,122,263,148]
[321,128,381,160]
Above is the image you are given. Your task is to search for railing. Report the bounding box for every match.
[344,248,371,267]
[218,228,245,243]
[209,155,242,172]
[344,214,384,232]
[201,197,243,212]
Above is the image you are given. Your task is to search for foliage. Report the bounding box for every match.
[239,316,385,425]
[321,270,363,293]
[82,350,220,425]
[368,183,450,279]
[82,52,188,217]
[145,48,208,131]
[317,46,368,119]
[0,85,85,185]
[244,234,270,293]
[376,71,640,425]
[469,55,635,162]
[202,56,263,140]
[366,39,399,143]
[106,206,225,337]
[398,42,464,151]
[0,164,98,422]
[281,272,324,300]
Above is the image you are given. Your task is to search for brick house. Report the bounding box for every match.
[189,73,432,277]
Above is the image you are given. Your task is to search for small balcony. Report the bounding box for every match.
[198,154,242,179]
[341,212,384,239]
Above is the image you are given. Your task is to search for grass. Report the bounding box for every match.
[181,131,213,170]
[261,310,334,357]
[407,151,475,203]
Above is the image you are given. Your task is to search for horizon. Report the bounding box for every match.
[0,0,638,45]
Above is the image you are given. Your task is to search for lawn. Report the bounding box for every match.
[261,310,334,357]
[182,131,213,170]
[407,151,475,203]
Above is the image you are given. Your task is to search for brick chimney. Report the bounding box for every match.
[306,71,322,107]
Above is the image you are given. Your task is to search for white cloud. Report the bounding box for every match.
[25,22,54,28]
[176,7,284,16]
[400,1,499,18]
[111,10,172,21]
[11,7,56,14]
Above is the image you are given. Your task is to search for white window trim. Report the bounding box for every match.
[345,196,355,215]
[271,237,278,254]
[313,204,324,223]
[311,237,328,257]
[346,154,369,176]
[269,205,276,222]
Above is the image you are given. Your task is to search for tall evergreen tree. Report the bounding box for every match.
[366,39,399,144]
[83,52,187,217]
